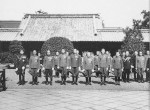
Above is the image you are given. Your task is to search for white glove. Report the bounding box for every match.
[37,69,40,72]
[92,69,94,72]
[112,68,114,71]
[131,65,134,68]
[15,68,18,71]
[82,69,85,72]
[79,67,81,71]
[22,66,25,70]
[106,68,108,71]
[42,67,45,71]
[147,68,149,71]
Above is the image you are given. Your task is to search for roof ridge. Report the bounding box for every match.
[0,28,22,32]
[24,13,100,18]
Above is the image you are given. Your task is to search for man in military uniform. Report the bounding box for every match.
[43,50,54,85]
[106,51,112,77]
[131,51,138,81]
[29,50,40,85]
[94,51,100,78]
[59,49,69,85]
[54,52,60,78]
[70,49,81,85]
[121,52,126,81]
[136,51,146,83]
[83,52,94,85]
[123,51,132,83]
[66,51,71,78]
[112,52,123,85]
[98,48,108,85]
[16,50,28,85]
[38,52,43,77]
[145,50,150,82]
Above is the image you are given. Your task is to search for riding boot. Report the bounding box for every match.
[86,77,88,85]
[89,77,91,85]
[72,76,74,85]
[75,76,78,85]
[61,76,64,85]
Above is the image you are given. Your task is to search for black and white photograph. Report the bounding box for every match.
[0,0,149,110]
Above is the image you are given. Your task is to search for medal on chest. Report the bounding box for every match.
[48,57,52,61]
[21,56,26,62]
[88,58,92,63]
[75,55,78,60]
[34,56,38,62]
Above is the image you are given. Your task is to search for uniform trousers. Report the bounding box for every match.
[123,69,130,82]
[146,70,150,81]
[85,69,92,84]
[44,69,53,82]
[71,67,79,83]
[137,68,144,81]
[18,69,25,83]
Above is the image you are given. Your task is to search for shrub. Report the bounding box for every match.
[41,37,74,56]
[9,40,24,54]
[0,52,10,63]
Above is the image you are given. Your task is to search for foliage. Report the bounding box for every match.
[121,27,145,54]
[9,40,24,54]
[132,10,149,29]
[0,40,24,65]
[0,52,10,63]
[41,37,74,56]
[121,10,148,54]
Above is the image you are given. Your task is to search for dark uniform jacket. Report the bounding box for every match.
[145,55,150,69]
[43,56,54,69]
[29,55,40,69]
[131,55,137,68]
[70,54,81,67]
[112,56,123,69]
[123,55,132,69]
[146,58,150,69]
[16,55,28,69]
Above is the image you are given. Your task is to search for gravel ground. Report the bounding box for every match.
[5,69,150,91]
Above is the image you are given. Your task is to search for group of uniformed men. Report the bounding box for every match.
[15,48,150,86]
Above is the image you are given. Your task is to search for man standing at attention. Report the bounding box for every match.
[98,48,108,85]
[59,49,68,85]
[43,50,54,85]
[70,49,81,85]
[16,50,28,85]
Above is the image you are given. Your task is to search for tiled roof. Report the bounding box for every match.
[16,14,99,41]
[0,14,149,42]
[0,28,22,41]
[0,21,21,28]
[96,29,149,42]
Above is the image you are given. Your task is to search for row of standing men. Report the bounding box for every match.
[15,48,150,86]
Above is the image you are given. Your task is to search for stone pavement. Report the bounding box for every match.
[0,69,150,110]
[0,89,149,110]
